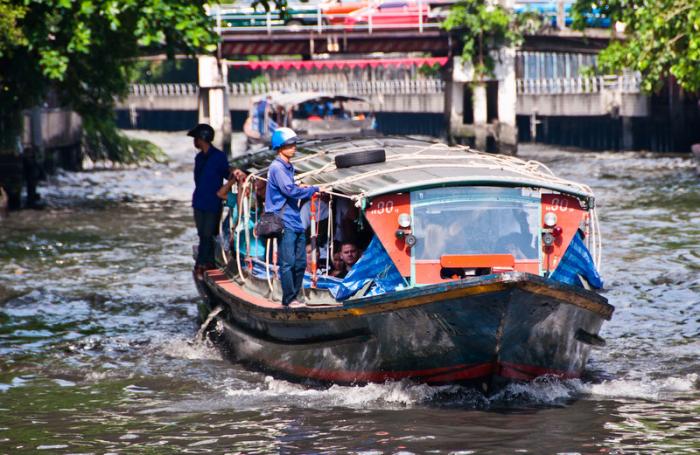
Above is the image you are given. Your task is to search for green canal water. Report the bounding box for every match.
[0,132,698,454]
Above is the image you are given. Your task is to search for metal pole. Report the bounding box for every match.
[418,0,423,33]
[317,7,322,33]
[369,0,373,34]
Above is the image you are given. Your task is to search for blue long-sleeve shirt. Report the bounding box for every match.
[265,157,319,232]
[192,146,229,213]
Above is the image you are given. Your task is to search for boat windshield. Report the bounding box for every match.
[411,187,540,260]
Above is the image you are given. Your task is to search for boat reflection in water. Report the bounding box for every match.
[195,136,614,394]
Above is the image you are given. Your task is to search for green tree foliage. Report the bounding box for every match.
[0,0,220,161]
[442,0,524,80]
[572,0,700,93]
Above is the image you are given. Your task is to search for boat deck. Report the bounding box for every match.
[204,269,344,310]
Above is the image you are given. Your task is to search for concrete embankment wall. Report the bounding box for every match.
[0,109,82,209]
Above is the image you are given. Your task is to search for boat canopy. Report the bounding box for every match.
[251,91,368,109]
[237,137,596,201]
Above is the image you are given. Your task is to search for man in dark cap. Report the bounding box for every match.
[189,123,237,279]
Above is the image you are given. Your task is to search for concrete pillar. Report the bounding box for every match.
[446,57,475,144]
[621,116,634,150]
[198,55,231,154]
[445,80,465,136]
[556,0,566,29]
[472,82,488,150]
[495,47,518,154]
[447,53,518,153]
[472,82,487,124]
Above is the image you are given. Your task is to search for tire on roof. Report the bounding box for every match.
[334,148,386,169]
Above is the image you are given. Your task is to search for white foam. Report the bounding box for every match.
[491,376,583,403]
[223,376,456,409]
[582,373,699,400]
[155,336,222,361]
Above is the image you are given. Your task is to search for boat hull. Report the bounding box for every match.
[198,271,613,393]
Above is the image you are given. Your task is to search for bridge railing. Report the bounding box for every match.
[130,83,199,96]
[129,76,641,99]
[227,79,446,96]
[209,1,450,35]
[516,74,642,95]
[128,80,446,98]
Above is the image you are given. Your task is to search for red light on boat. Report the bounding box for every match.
[552,226,563,237]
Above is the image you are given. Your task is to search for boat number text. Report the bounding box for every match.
[371,200,395,215]
[549,197,571,212]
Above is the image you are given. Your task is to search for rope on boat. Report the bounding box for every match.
[247,172,357,201]
[235,223,248,284]
[218,204,229,265]
[195,305,224,341]
[591,206,602,271]
[265,237,274,293]
[289,141,593,199]
[326,194,333,273]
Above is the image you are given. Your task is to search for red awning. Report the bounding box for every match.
[229,57,448,71]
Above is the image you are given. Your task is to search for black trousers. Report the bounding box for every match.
[194,208,221,266]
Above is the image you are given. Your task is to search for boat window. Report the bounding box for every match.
[411,187,540,260]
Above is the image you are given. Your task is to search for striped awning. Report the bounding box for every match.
[228,57,448,71]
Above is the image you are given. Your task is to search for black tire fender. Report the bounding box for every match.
[334,148,386,169]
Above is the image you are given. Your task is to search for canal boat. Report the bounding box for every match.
[242,92,375,148]
[195,136,613,394]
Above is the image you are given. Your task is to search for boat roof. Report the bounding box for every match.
[234,136,595,200]
[252,91,368,108]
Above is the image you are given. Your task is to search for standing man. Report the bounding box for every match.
[265,127,320,308]
[190,123,231,280]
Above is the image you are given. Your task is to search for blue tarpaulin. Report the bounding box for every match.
[550,231,603,289]
[243,235,406,301]
[329,236,406,300]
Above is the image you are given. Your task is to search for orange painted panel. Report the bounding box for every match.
[415,259,538,285]
[365,193,411,276]
[441,254,515,269]
[415,261,451,284]
[541,193,587,274]
[513,260,540,275]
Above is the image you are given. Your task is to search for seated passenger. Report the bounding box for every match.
[217,169,265,258]
[217,169,247,207]
[329,251,346,278]
[335,242,360,278]
[335,102,349,119]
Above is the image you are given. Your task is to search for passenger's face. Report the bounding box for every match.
[332,252,343,269]
[341,244,359,266]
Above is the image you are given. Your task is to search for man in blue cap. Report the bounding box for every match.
[189,123,239,279]
[266,127,321,308]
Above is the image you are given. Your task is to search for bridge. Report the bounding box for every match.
[117,73,648,151]
[212,3,614,56]
[127,2,676,153]
[123,74,644,117]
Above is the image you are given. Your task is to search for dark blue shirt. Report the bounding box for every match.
[192,146,229,213]
[265,157,319,232]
